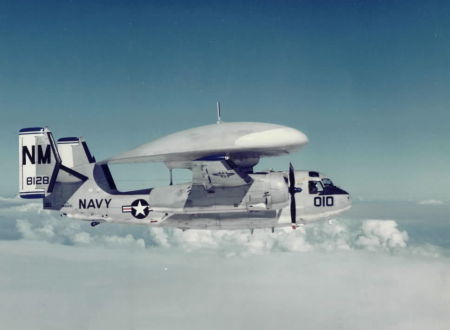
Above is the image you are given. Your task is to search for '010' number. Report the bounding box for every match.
[314,196,334,207]
[26,176,49,185]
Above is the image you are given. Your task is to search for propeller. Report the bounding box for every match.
[288,162,302,228]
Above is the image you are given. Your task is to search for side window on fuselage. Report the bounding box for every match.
[308,181,323,194]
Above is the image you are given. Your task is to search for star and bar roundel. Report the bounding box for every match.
[122,199,151,219]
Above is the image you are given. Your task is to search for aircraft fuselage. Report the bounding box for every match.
[52,169,351,230]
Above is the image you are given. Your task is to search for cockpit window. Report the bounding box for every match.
[309,181,324,194]
[322,178,334,187]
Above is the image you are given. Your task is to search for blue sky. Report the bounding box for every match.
[1,0,449,200]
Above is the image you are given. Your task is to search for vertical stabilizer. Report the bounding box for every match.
[18,127,60,198]
[57,137,95,168]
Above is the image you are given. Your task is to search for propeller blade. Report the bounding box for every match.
[289,162,295,194]
[288,162,296,224]
[290,196,296,224]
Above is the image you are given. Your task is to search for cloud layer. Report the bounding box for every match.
[0,197,443,258]
[0,197,449,330]
[0,197,416,257]
[418,199,445,205]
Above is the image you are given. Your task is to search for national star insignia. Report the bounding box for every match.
[133,200,148,216]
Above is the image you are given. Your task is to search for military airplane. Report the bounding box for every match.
[18,114,351,230]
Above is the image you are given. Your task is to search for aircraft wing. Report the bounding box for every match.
[103,122,308,165]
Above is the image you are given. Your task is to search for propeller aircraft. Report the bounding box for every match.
[18,113,351,231]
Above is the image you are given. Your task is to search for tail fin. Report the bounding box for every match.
[56,137,96,168]
[55,137,117,190]
[18,128,90,199]
[18,127,61,198]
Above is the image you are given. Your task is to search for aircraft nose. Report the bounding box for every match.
[346,193,352,205]
[334,187,351,208]
[342,191,352,209]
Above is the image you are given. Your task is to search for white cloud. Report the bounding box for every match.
[418,199,445,205]
[146,219,411,256]
[0,198,145,250]
[0,197,442,257]
[1,197,450,330]
[0,239,449,330]
[355,219,408,250]
[14,217,146,250]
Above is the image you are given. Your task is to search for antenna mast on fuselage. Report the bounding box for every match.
[216,101,222,124]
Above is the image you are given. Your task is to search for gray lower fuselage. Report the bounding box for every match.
[55,170,351,230]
